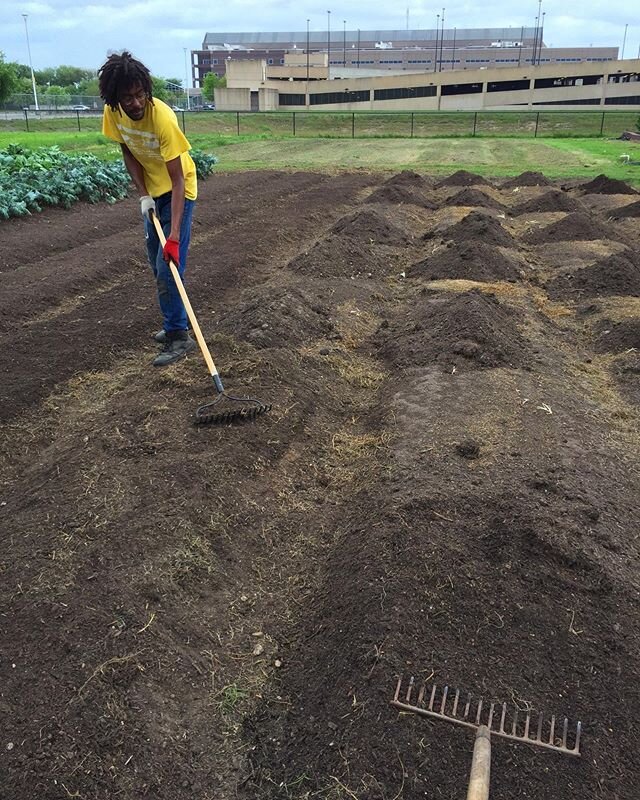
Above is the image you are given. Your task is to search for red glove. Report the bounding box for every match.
[162,237,180,266]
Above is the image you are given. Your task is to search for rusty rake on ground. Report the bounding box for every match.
[391,676,582,800]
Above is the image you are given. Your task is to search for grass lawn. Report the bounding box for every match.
[1,129,639,184]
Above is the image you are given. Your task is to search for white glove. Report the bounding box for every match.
[140,195,156,221]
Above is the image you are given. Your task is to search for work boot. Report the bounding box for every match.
[153,329,167,344]
[152,331,196,367]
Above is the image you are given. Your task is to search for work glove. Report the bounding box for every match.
[163,237,180,266]
[140,195,156,221]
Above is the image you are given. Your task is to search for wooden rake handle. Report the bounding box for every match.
[150,211,223,390]
[467,725,491,800]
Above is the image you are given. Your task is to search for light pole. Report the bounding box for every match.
[621,23,628,59]
[434,14,439,72]
[343,20,346,67]
[183,48,190,110]
[440,8,445,72]
[327,10,331,79]
[306,19,310,81]
[357,28,360,69]
[22,14,39,111]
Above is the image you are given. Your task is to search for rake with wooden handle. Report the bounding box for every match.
[150,211,271,425]
[391,677,581,800]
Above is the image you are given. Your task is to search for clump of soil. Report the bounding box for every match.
[523,212,613,244]
[436,170,491,188]
[502,171,552,188]
[611,200,640,219]
[214,286,334,348]
[427,210,516,248]
[546,251,640,299]
[408,240,521,282]
[385,169,428,187]
[580,174,639,195]
[443,187,507,211]
[511,189,584,216]
[331,208,413,246]
[375,289,531,370]
[593,318,640,354]
[365,184,438,209]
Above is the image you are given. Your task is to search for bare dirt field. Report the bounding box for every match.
[1,168,640,800]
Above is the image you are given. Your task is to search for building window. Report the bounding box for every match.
[487,79,530,92]
[310,90,371,105]
[441,82,483,96]
[267,58,274,65]
[279,94,306,106]
[535,74,602,89]
[212,59,218,65]
[373,85,436,100]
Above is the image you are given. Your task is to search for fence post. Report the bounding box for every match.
[293,111,296,136]
[352,112,355,139]
[179,110,185,134]
[473,112,478,137]
[76,110,81,132]
[411,112,414,138]
[534,111,540,138]
[600,111,605,136]
[24,108,29,133]
[236,111,240,136]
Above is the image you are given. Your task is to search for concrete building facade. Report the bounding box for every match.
[191,28,618,86]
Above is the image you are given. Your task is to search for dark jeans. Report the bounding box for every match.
[144,192,195,333]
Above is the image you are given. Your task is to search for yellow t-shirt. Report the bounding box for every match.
[102,97,197,200]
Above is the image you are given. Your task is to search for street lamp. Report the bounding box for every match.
[343,20,346,67]
[21,14,39,111]
[183,48,190,110]
[622,23,628,60]
[306,19,310,81]
[327,10,331,80]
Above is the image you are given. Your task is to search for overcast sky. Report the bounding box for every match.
[1,0,638,85]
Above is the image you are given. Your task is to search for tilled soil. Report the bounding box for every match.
[1,170,640,800]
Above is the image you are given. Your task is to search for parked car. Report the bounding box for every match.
[171,105,183,112]
[203,103,216,110]
[71,104,90,111]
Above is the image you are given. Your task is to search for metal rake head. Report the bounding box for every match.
[391,676,581,757]
[194,392,272,426]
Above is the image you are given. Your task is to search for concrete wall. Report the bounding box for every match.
[214,88,251,111]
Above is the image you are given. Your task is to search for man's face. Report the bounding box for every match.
[119,83,147,120]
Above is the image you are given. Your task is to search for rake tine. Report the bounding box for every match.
[406,676,415,704]
[487,702,496,731]
[463,693,471,720]
[428,685,437,712]
[499,703,507,735]
[393,677,402,703]
[536,712,544,744]
[417,683,426,706]
[575,721,582,753]
[512,709,519,737]
[441,686,449,715]
[524,711,531,741]
[452,689,460,717]
[548,715,556,746]
[475,698,484,725]
[562,718,569,749]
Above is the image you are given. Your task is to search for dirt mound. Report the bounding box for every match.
[427,210,516,248]
[547,251,640,299]
[611,199,640,219]
[436,170,490,188]
[375,289,531,370]
[385,169,428,187]
[289,235,397,278]
[365,183,438,209]
[330,208,413,246]
[408,240,521,282]
[511,189,584,216]
[214,286,334,348]
[580,174,639,195]
[502,171,552,188]
[443,187,507,211]
[523,212,613,244]
[593,318,640,354]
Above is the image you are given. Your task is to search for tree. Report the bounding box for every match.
[151,76,170,101]
[43,85,71,106]
[0,52,19,104]
[202,71,226,101]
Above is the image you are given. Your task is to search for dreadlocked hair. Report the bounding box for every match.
[98,51,154,111]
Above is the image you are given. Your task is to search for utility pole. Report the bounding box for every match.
[22,14,39,111]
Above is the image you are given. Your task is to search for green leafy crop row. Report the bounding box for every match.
[0,144,218,219]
